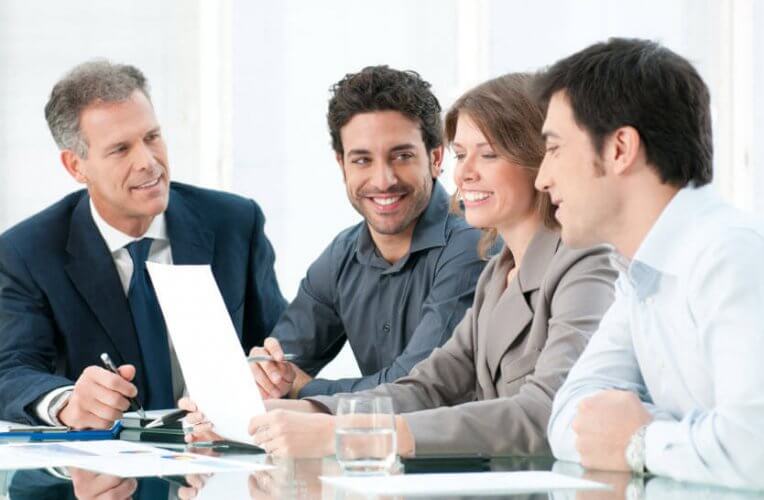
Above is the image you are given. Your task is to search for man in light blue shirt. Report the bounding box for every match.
[535,38,764,488]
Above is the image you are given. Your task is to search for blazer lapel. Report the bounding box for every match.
[63,195,147,392]
[165,187,214,266]
[484,228,561,380]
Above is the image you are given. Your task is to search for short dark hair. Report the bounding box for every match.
[327,65,443,154]
[45,60,150,158]
[536,37,713,187]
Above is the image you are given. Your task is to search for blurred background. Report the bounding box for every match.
[1,0,762,378]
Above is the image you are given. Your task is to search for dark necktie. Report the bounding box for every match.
[126,238,174,409]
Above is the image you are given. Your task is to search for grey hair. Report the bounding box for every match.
[44,60,151,158]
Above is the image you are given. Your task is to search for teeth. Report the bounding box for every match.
[463,191,490,202]
[136,178,159,189]
[373,196,401,206]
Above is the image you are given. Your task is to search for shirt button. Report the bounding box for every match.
[382,323,391,333]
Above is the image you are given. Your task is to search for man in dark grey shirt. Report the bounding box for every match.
[251,66,484,398]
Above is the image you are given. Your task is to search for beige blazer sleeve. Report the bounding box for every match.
[308,231,616,457]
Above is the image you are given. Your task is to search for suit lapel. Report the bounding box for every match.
[165,188,214,266]
[484,228,561,381]
[63,195,146,392]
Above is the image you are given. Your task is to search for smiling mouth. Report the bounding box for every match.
[364,192,408,212]
[132,177,161,191]
[462,191,491,203]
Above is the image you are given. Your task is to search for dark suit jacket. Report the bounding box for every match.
[0,182,287,423]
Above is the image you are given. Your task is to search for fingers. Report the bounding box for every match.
[252,363,282,399]
[117,364,136,382]
[263,338,285,360]
[82,366,138,398]
[178,397,198,412]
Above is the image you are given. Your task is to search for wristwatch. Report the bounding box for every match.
[625,424,648,475]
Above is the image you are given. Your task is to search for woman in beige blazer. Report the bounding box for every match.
[182,73,617,458]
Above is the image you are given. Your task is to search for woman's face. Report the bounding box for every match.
[452,113,538,233]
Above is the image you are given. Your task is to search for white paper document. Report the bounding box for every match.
[147,263,265,444]
[0,440,272,476]
[320,471,609,496]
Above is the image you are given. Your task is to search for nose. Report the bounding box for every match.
[370,162,398,191]
[132,142,157,172]
[454,153,479,186]
[535,156,552,192]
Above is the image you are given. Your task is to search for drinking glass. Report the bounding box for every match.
[335,396,397,474]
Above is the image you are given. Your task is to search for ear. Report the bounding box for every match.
[607,126,641,176]
[335,152,347,182]
[60,149,88,184]
[429,145,444,179]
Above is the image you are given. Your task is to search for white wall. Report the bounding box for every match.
[1,0,762,379]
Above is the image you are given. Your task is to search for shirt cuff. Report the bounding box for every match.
[35,386,74,426]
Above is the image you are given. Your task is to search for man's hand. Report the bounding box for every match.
[58,365,138,430]
[248,410,335,458]
[69,467,137,500]
[572,390,652,471]
[249,338,296,399]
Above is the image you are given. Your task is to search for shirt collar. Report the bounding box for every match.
[89,198,168,254]
[632,184,717,276]
[355,181,450,271]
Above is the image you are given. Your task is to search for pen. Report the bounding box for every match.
[145,408,189,429]
[247,353,297,363]
[100,352,146,419]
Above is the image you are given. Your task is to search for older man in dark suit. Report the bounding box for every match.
[0,60,286,428]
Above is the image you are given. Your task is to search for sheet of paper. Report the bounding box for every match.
[195,471,254,499]
[0,439,168,470]
[320,471,609,496]
[77,451,273,478]
[147,263,265,444]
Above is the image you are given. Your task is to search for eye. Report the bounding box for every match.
[481,153,498,159]
[393,151,415,162]
[351,156,371,166]
[453,152,466,161]
[545,145,559,155]
[109,145,128,156]
[146,132,161,142]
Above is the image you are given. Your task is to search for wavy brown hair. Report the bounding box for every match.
[445,73,558,258]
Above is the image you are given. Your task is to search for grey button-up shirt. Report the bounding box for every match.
[271,182,485,397]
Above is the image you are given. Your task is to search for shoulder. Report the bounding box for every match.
[0,190,86,255]
[543,241,618,291]
[170,182,262,222]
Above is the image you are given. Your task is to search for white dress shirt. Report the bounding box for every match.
[36,200,181,424]
[548,184,764,489]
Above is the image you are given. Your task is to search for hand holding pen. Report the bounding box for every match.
[56,353,142,429]
[248,338,298,399]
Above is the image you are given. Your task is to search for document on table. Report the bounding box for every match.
[0,440,273,476]
[320,471,609,496]
[147,263,265,444]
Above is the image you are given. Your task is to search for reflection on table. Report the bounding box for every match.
[3,450,763,499]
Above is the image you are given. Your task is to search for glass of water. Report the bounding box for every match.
[335,396,397,474]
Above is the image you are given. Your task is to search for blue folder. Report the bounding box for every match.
[0,421,122,442]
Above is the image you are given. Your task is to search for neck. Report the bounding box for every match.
[368,220,416,264]
[91,198,154,238]
[608,180,680,259]
[497,213,544,269]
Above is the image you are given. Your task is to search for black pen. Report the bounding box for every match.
[100,352,146,419]
[145,408,189,429]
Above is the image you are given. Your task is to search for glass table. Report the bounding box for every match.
[1,443,762,500]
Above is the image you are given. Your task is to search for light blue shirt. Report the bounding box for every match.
[548,184,764,489]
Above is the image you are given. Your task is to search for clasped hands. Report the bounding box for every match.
[572,389,652,471]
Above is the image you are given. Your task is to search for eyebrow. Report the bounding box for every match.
[541,131,560,141]
[347,143,417,156]
[451,142,492,149]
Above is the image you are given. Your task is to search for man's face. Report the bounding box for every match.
[338,111,441,237]
[535,91,614,248]
[67,90,170,232]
